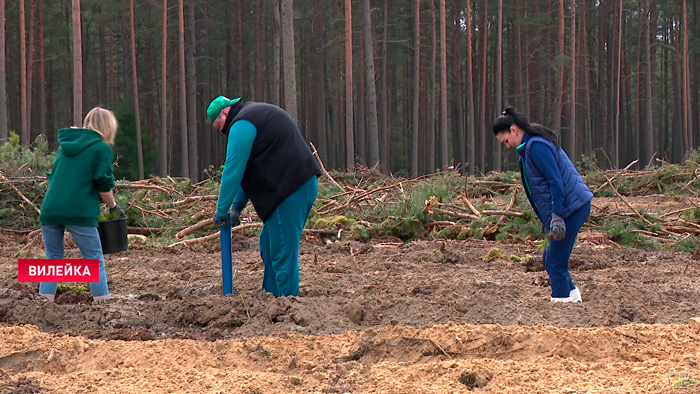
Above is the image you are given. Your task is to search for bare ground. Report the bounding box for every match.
[1,195,700,393]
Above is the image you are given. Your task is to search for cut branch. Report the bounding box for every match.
[600,172,655,227]
[176,218,214,238]
[593,159,639,193]
[310,142,344,192]
[481,210,524,217]
[158,195,218,209]
[168,223,264,247]
[460,195,482,216]
[127,226,166,235]
[0,171,41,214]
[432,208,479,221]
[115,183,186,198]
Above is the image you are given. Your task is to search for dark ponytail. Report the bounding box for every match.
[492,107,559,147]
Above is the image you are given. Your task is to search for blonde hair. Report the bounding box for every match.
[82,107,118,145]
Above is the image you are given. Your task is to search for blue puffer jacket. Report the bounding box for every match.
[517,135,593,224]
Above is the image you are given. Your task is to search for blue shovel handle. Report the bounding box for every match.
[220,212,233,295]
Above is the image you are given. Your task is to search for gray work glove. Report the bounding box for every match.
[213,214,228,228]
[110,203,126,219]
[548,213,566,241]
[229,210,241,227]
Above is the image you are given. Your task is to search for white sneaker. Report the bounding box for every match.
[569,287,582,302]
[550,296,575,302]
[551,288,582,303]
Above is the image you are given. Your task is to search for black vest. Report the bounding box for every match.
[226,102,321,222]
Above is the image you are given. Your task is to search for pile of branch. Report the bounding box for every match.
[0,171,46,231]
[112,177,228,239]
[421,185,524,237]
[584,158,700,195]
[3,160,700,248]
[316,176,423,216]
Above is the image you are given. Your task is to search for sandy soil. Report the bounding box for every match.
[2,195,700,393]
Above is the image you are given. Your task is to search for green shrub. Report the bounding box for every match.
[0,132,55,177]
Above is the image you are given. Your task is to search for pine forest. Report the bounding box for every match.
[0,0,698,181]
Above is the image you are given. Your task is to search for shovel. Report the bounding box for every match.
[220,212,233,295]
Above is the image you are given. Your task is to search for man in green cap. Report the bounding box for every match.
[207,96,321,297]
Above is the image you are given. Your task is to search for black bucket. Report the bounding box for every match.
[98,217,128,254]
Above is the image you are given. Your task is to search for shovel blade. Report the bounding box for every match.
[220,220,233,295]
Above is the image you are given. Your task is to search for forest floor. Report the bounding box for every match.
[2,195,700,393]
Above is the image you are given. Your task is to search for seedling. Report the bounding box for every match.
[98,209,123,222]
[482,247,506,262]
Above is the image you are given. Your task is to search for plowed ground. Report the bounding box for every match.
[2,195,700,393]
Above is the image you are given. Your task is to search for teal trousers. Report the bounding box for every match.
[260,176,318,297]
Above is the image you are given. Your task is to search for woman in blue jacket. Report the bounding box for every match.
[493,108,593,303]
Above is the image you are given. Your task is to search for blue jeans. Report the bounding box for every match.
[543,201,591,298]
[39,225,110,298]
[260,176,318,297]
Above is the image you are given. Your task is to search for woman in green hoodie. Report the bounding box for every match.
[39,107,125,303]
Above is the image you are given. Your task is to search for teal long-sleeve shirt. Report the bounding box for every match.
[215,120,257,217]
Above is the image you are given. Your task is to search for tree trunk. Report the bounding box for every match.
[361,0,380,168]
[633,7,643,167]
[494,0,503,171]
[186,0,198,182]
[379,0,389,173]
[357,27,366,164]
[145,34,156,163]
[614,0,623,168]
[0,0,8,141]
[226,9,232,94]
[514,0,524,114]
[643,0,654,166]
[671,18,682,162]
[438,0,448,170]
[622,34,632,165]
[71,0,82,127]
[681,0,691,153]
[254,0,263,101]
[48,57,54,142]
[129,0,145,180]
[331,0,342,169]
[26,0,34,139]
[411,0,421,177]
[296,4,308,141]
[465,0,475,175]
[581,0,592,158]
[159,0,169,176]
[552,0,564,135]
[568,0,576,161]
[108,23,114,109]
[479,0,487,172]
[201,6,212,171]
[233,1,243,97]
[595,0,607,165]
[281,0,298,121]
[98,17,106,107]
[261,1,268,102]
[428,0,436,173]
[450,0,463,172]
[178,0,189,178]
[271,0,281,106]
[20,0,28,142]
[694,1,699,149]
[314,0,328,158]
[35,0,44,138]
[345,0,354,170]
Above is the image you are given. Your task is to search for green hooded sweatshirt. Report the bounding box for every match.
[40,127,115,227]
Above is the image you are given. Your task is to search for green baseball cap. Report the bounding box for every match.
[206,96,242,124]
